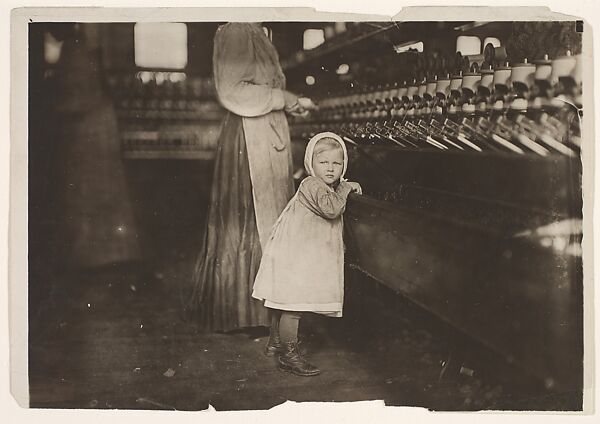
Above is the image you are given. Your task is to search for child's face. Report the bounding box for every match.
[312,148,344,186]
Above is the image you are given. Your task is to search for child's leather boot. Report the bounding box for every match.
[265,331,307,357]
[264,330,283,357]
[278,341,320,376]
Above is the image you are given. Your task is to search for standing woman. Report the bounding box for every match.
[186,23,314,333]
[52,23,141,270]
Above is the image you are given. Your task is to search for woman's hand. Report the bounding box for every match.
[297,97,317,111]
[283,92,317,116]
[347,182,363,195]
[283,91,299,111]
[288,109,310,118]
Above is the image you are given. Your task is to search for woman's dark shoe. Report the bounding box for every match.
[277,341,320,377]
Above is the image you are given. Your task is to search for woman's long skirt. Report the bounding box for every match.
[187,113,270,332]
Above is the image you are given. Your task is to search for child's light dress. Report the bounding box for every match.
[252,176,353,317]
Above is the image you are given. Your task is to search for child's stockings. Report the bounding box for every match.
[277,311,320,376]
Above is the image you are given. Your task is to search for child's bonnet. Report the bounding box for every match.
[304,131,348,182]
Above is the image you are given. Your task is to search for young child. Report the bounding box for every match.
[252,132,362,377]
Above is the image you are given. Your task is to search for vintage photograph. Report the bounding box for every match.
[21,11,584,412]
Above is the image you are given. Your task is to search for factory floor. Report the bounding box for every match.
[27,247,583,412]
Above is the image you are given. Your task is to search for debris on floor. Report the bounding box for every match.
[163,368,176,378]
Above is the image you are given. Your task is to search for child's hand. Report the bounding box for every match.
[347,182,362,195]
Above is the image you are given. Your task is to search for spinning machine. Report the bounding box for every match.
[287,21,583,391]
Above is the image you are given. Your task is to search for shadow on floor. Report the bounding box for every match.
[28,256,582,411]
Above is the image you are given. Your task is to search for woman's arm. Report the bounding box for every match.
[213,23,296,117]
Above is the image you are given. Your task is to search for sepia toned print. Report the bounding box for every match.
[21,12,584,411]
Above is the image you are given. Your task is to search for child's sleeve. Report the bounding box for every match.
[299,178,353,219]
